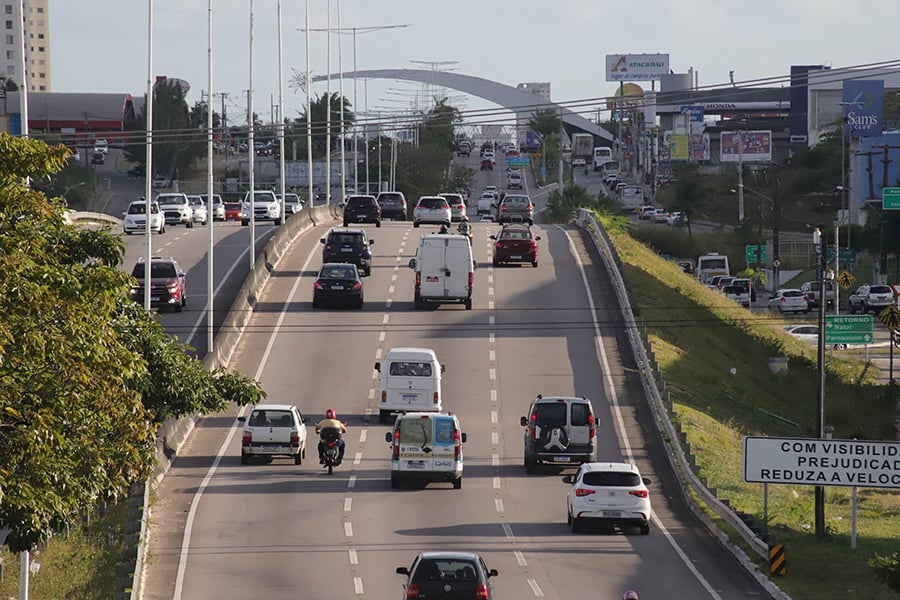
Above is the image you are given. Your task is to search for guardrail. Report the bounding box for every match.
[572,209,791,600]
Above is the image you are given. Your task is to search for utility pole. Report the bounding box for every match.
[855,150,878,201]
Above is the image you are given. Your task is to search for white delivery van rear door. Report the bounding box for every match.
[443,238,472,300]
[418,237,447,300]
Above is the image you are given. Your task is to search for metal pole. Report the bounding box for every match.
[352,28,358,192]
[737,131,745,223]
[813,227,826,538]
[337,0,346,202]
[305,0,313,208]
[248,0,256,270]
[207,0,215,353]
[277,0,286,223]
[20,549,29,600]
[144,0,154,313]
[834,224,840,315]
[325,0,332,204]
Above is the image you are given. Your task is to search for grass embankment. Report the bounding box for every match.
[0,502,125,599]
[608,224,899,599]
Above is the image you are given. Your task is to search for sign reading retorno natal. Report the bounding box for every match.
[606,54,670,82]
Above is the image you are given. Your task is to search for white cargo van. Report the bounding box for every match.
[409,234,474,310]
[375,347,445,423]
[385,412,467,489]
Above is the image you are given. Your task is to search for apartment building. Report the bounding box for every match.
[2,0,50,92]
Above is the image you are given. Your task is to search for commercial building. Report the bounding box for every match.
[2,0,51,92]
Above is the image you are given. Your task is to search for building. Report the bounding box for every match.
[2,0,51,92]
[2,91,141,140]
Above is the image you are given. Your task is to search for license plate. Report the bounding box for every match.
[601,510,622,518]
[341,247,352,252]
[262,445,280,452]
[552,456,569,462]
[402,394,418,403]
[405,460,425,470]
[331,285,344,290]
[510,255,522,259]
[151,296,160,302]
[426,276,439,282]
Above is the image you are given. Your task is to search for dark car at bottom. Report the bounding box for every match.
[396,551,498,600]
[312,263,364,309]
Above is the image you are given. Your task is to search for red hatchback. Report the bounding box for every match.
[491,225,540,267]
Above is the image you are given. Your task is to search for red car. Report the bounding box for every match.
[480,158,493,171]
[224,202,243,222]
[491,224,540,267]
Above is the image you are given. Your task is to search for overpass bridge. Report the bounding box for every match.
[311,68,614,146]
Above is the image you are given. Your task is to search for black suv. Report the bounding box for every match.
[128,256,187,312]
[376,191,407,220]
[342,195,382,227]
[320,228,375,276]
[520,395,597,473]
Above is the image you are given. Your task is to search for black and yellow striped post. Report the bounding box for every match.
[769,543,786,576]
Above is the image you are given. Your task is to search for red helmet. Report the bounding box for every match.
[623,591,639,600]
[460,215,469,222]
[325,408,336,419]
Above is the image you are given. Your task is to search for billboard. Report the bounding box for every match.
[689,134,710,161]
[606,54,670,82]
[720,131,772,163]
[842,79,884,138]
[669,135,689,161]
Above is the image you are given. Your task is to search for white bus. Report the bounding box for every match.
[696,253,730,284]
[592,147,612,171]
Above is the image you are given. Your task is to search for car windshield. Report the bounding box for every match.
[582,471,641,487]
[132,262,177,278]
[128,203,149,215]
[249,409,293,427]
[389,361,433,377]
[188,197,204,207]
[320,265,357,279]
[225,203,241,210]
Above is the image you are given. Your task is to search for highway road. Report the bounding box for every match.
[138,152,768,599]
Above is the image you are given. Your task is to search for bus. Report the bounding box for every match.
[592,146,612,171]
[696,252,730,284]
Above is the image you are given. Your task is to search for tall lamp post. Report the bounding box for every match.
[812,227,834,539]
[731,185,779,289]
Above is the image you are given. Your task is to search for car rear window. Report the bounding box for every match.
[419,198,449,209]
[783,290,804,298]
[500,229,531,240]
[870,285,893,294]
[320,265,357,279]
[399,418,433,445]
[414,559,477,582]
[249,409,294,427]
[330,233,364,245]
[533,403,567,427]
[723,286,744,295]
[132,262,177,278]
[378,193,403,203]
[583,471,641,487]
[570,403,592,426]
[389,361,433,377]
[347,196,375,206]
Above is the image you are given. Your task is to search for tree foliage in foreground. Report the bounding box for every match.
[0,133,265,552]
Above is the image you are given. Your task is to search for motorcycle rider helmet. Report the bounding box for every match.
[460,214,469,222]
[325,408,336,419]
[623,591,639,600]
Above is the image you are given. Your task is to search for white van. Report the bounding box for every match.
[385,412,467,489]
[409,234,474,310]
[375,347,445,423]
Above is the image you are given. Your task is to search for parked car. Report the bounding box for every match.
[320,228,374,276]
[127,256,186,312]
[491,224,540,267]
[768,289,809,314]
[395,552,498,600]
[122,200,165,235]
[848,284,896,314]
[236,404,308,465]
[312,263,364,309]
[342,194,382,227]
[564,462,652,535]
[375,191,407,220]
[413,196,452,228]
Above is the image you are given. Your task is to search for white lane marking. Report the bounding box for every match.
[514,551,527,566]
[348,549,358,564]
[368,389,375,401]
[354,577,364,595]
[563,228,724,600]
[493,477,501,489]
[389,285,395,294]
[172,233,319,600]
[353,452,363,465]
[348,475,357,489]
[489,368,496,381]
[386,299,392,309]
[489,300,494,310]
[490,390,497,404]
[488,274,494,284]
[375,348,382,360]
[489,316,494,326]
[491,410,498,423]
[379,331,386,343]
[495,498,504,512]
[491,432,499,445]
[344,498,352,512]
[391,273,398,282]
[527,579,544,597]
[488,287,494,297]
[489,349,495,361]
[489,333,495,344]
[492,453,499,467]
[359,430,367,443]
[382,314,389,325]
[344,522,353,537]
[502,523,513,537]
[364,408,373,418]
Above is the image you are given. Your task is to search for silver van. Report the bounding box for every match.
[520,395,598,473]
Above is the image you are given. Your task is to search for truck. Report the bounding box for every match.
[696,252,730,285]
[523,131,542,153]
[571,133,594,161]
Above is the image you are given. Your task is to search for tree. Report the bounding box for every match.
[295,92,354,156]
[544,183,597,222]
[869,552,900,593]
[529,109,561,138]
[418,99,460,150]
[0,133,265,552]
[667,167,709,238]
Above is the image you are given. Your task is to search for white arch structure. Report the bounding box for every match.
[311,68,614,144]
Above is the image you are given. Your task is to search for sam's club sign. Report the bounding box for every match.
[843,80,884,138]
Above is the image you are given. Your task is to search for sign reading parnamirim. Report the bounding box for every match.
[743,436,900,489]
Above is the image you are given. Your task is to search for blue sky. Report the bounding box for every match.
[49,0,900,126]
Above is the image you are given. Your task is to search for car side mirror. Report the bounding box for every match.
[519,416,528,427]
[122,211,127,217]
[460,432,467,443]
[368,239,374,245]
[374,361,381,372]
[385,432,392,443]
[440,364,446,374]
[237,416,246,423]
[535,236,541,241]
[320,238,326,244]
[562,475,575,484]
[489,235,497,240]
[643,477,652,485]
[488,569,499,578]
[396,567,409,576]
[408,258,416,269]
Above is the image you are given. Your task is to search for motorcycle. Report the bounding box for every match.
[320,429,342,475]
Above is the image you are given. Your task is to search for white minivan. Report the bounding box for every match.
[385,412,466,489]
[375,347,444,424]
[409,234,474,310]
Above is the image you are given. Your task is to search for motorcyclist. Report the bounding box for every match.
[457,215,472,237]
[623,591,639,600]
[438,223,450,234]
[316,408,347,465]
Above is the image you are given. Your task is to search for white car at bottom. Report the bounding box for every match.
[564,462,652,535]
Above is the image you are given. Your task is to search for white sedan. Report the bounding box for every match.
[237,404,308,465]
[768,289,809,314]
[564,462,652,535]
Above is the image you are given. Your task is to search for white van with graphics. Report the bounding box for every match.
[385,412,466,489]
[409,233,474,310]
[375,347,444,424]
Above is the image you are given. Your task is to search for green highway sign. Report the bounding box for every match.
[826,247,856,265]
[506,157,529,167]
[745,244,766,264]
[825,315,874,345]
[884,187,900,210]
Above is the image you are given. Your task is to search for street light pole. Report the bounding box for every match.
[813,227,828,539]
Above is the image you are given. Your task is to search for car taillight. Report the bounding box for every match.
[405,582,420,599]
[415,271,421,287]
[529,413,536,437]
[530,240,537,251]
[353,282,361,290]
[324,244,333,252]
[291,431,300,444]
[475,583,489,599]
[468,272,473,290]
[575,488,595,497]
[393,430,400,460]
[433,391,439,405]
[242,432,252,444]
[381,390,387,403]
[495,241,502,249]
[588,414,595,440]
[629,489,649,499]
[454,429,461,460]
[327,441,335,448]
[500,203,507,210]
